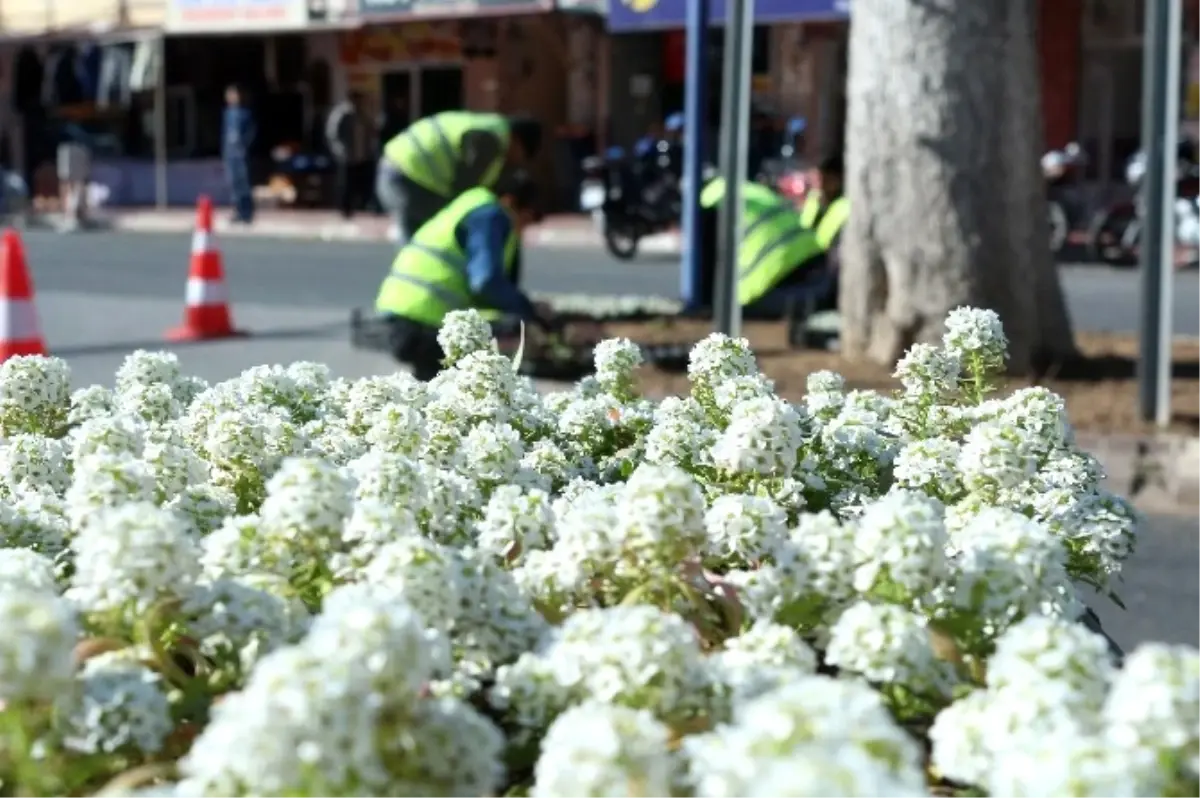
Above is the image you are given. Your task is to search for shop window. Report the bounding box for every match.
[1083,0,1144,43]
[708,25,772,76]
[165,86,197,158]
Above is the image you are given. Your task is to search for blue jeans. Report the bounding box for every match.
[225,157,254,222]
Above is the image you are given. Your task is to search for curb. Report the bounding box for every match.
[66,213,684,253]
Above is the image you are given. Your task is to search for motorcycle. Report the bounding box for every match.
[579,142,681,261]
[1086,147,1200,267]
[1041,142,1088,255]
[756,116,810,205]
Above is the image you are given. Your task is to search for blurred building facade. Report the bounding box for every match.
[0,0,607,210]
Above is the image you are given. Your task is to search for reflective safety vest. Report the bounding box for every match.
[700,178,832,306]
[375,187,519,327]
[799,192,850,241]
[383,111,511,198]
[701,177,786,211]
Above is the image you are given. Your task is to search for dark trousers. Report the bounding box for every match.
[334,160,371,218]
[384,313,521,382]
[225,157,254,223]
[386,315,444,381]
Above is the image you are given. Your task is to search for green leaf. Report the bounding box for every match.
[511,320,526,373]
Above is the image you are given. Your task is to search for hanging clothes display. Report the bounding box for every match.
[97,45,134,108]
[129,40,160,94]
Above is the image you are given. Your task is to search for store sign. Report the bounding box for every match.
[608,0,849,31]
[356,0,552,17]
[166,0,311,31]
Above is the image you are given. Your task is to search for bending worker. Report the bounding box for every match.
[798,154,849,236]
[376,110,543,246]
[697,154,848,315]
[374,172,553,381]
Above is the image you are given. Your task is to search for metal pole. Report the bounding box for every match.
[679,0,710,308]
[713,0,754,336]
[153,34,169,210]
[1137,0,1181,426]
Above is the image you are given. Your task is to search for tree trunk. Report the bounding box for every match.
[839,0,1077,374]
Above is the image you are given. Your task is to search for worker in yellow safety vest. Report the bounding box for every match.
[374,172,554,381]
[697,154,848,315]
[376,111,543,247]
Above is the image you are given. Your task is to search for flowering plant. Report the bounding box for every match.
[0,306,1192,797]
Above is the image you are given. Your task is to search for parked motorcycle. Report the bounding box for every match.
[756,116,810,205]
[1086,147,1200,267]
[1041,142,1088,255]
[579,142,682,261]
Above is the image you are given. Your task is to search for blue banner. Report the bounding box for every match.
[357,0,551,17]
[608,0,849,31]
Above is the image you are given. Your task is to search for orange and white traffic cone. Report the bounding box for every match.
[166,196,244,342]
[0,229,47,361]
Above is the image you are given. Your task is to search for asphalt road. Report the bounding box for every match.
[11,230,1198,652]
[16,230,1200,336]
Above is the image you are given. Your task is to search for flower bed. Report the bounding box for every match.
[0,307,1193,797]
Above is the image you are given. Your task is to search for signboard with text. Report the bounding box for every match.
[357,0,553,18]
[167,0,311,32]
[608,0,849,32]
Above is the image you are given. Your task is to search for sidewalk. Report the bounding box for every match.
[68,207,684,252]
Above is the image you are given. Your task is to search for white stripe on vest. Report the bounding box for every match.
[185,278,229,306]
[0,299,42,339]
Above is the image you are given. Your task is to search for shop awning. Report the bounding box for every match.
[356,0,556,22]
[607,0,849,32]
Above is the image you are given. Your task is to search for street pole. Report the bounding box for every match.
[714,0,754,337]
[1137,0,1181,427]
[153,34,169,210]
[679,0,710,309]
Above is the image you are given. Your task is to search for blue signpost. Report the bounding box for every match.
[679,0,711,308]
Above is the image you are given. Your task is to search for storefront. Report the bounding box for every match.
[604,0,850,158]
[344,0,607,210]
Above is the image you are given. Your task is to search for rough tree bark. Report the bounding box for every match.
[839,0,1077,374]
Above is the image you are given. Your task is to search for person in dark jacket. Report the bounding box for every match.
[325,92,373,219]
[222,84,256,224]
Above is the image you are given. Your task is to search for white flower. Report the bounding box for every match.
[438,309,495,365]
[826,601,958,698]
[0,588,78,703]
[684,676,926,797]
[62,655,173,755]
[688,333,758,388]
[532,703,677,798]
[942,306,1008,368]
[987,615,1114,716]
[703,494,788,562]
[852,490,948,598]
[66,501,200,618]
[614,463,708,565]
[892,342,960,396]
[592,338,643,395]
[958,423,1041,494]
[891,437,962,497]
[711,396,806,476]
[477,485,554,560]
[1103,643,1199,781]
[0,548,60,593]
[987,731,1166,797]
[709,621,818,702]
[0,434,70,496]
[0,355,72,434]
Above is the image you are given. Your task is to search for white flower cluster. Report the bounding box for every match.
[0,306,1188,798]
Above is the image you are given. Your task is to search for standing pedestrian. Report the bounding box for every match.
[222,84,256,225]
[325,92,371,219]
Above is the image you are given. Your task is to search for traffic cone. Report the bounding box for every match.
[167,196,244,341]
[0,229,46,361]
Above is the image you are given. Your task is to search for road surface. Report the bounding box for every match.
[16,230,1200,337]
[8,230,1198,652]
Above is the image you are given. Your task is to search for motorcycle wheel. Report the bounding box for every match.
[1086,204,1140,267]
[1048,200,1069,254]
[604,223,640,261]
